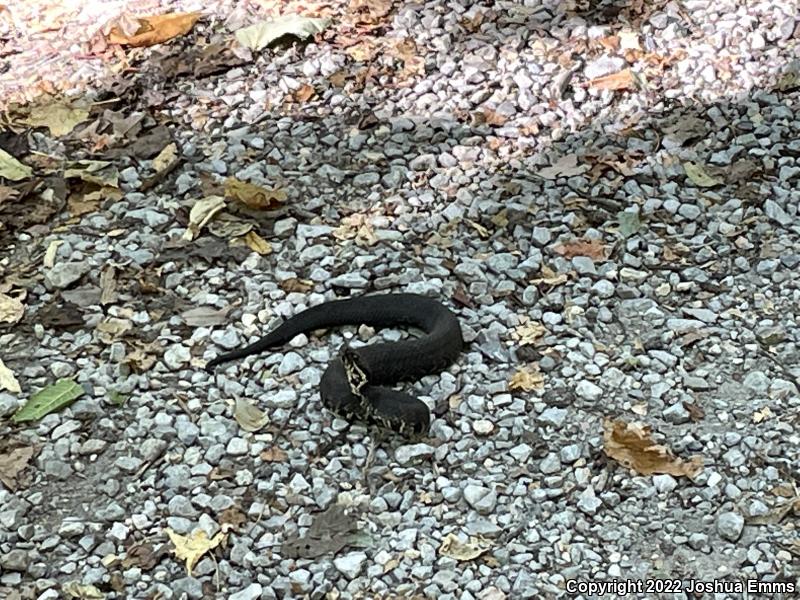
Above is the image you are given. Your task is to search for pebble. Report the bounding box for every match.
[463,485,497,515]
[717,512,745,542]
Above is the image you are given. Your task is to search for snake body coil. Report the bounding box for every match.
[206,293,463,435]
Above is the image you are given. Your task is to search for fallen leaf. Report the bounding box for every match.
[234,397,270,432]
[439,533,492,561]
[683,162,722,187]
[683,401,705,422]
[537,154,588,179]
[333,213,378,246]
[224,178,287,210]
[242,230,272,255]
[0,446,33,491]
[152,142,178,172]
[64,160,119,187]
[0,359,21,393]
[475,108,508,127]
[183,195,226,241]
[61,581,104,600]
[122,542,166,570]
[23,101,90,137]
[234,14,330,51]
[748,496,800,525]
[752,406,773,424]
[43,240,62,268]
[0,148,33,181]
[260,446,288,462]
[530,265,569,287]
[280,278,314,293]
[207,214,253,238]
[13,379,84,423]
[165,528,226,575]
[603,419,703,478]
[0,292,25,324]
[96,317,132,342]
[589,68,636,91]
[108,12,202,47]
[386,38,425,78]
[344,39,379,61]
[124,340,162,372]
[553,238,607,260]
[219,506,247,529]
[293,83,315,102]
[512,321,547,345]
[508,365,544,392]
[349,0,393,26]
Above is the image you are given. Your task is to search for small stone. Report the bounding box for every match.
[662,402,690,424]
[395,443,434,466]
[577,486,602,514]
[229,584,263,600]
[463,484,497,515]
[44,261,91,289]
[538,407,568,427]
[328,273,369,288]
[763,200,792,226]
[334,551,367,579]
[164,344,191,369]
[652,474,677,493]
[575,380,603,401]
[532,227,552,247]
[472,419,494,435]
[716,511,744,542]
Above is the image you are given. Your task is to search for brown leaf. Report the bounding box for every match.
[107,12,202,47]
[260,446,288,462]
[508,365,544,392]
[474,108,508,127]
[280,278,314,293]
[683,401,705,422]
[553,238,607,260]
[588,68,636,91]
[224,178,286,211]
[0,446,34,491]
[603,419,703,478]
[219,506,247,530]
[596,36,620,51]
[293,83,316,103]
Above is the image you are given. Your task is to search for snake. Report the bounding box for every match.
[205,293,463,436]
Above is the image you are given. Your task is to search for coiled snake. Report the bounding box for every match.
[206,293,463,435]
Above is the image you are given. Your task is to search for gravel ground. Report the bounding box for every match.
[1,0,800,599]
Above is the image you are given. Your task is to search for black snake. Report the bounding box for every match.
[205,293,463,435]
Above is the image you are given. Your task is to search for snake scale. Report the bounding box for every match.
[206,293,463,435]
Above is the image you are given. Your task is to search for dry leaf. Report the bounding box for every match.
[683,162,722,187]
[165,528,226,575]
[386,38,425,78]
[43,240,62,268]
[280,278,314,293]
[293,83,315,102]
[208,214,253,238]
[234,397,270,432]
[603,419,703,478]
[108,12,202,47]
[439,533,492,561]
[0,359,21,394]
[344,39,379,61]
[530,265,569,286]
[234,14,330,51]
[242,231,272,255]
[0,148,33,181]
[0,446,34,490]
[181,306,230,327]
[61,581,104,600]
[476,108,508,127]
[219,506,247,530]
[224,178,287,210]
[537,154,588,179]
[183,195,226,241]
[752,406,773,424]
[588,68,636,91]
[349,0,393,26]
[553,238,607,260]
[512,321,547,345]
[508,365,544,392]
[260,446,288,462]
[333,213,378,246]
[152,142,178,172]
[23,101,90,136]
[0,293,25,324]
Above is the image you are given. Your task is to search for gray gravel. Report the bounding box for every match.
[2,0,800,599]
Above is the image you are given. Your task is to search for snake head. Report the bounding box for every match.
[341,348,370,395]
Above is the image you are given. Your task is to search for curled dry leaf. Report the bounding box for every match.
[0,292,25,324]
[0,446,34,491]
[183,195,226,241]
[512,321,547,345]
[242,231,272,255]
[152,142,178,173]
[588,68,636,91]
[234,397,270,432]
[165,528,226,576]
[260,446,288,462]
[0,359,21,394]
[683,162,722,187]
[553,238,607,260]
[530,265,570,287]
[22,100,90,137]
[508,365,544,393]
[439,533,492,561]
[603,419,703,478]
[234,14,330,51]
[107,12,202,47]
[224,177,287,210]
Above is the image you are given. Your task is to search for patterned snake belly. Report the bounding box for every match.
[205,293,463,436]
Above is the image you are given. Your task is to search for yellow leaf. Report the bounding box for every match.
[0,148,33,181]
[0,359,21,394]
[108,12,202,47]
[224,178,286,210]
[512,321,546,345]
[508,365,544,392]
[165,528,226,575]
[752,406,773,424]
[683,162,721,187]
[62,581,104,599]
[243,231,272,255]
[43,240,62,268]
[23,101,89,136]
[0,292,25,324]
[234,397,270,432]
[234,15,330,51]
[153,142,178,172]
